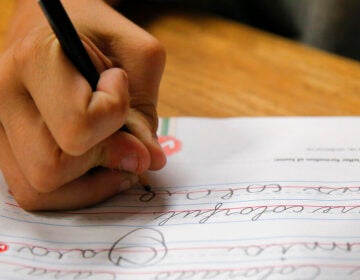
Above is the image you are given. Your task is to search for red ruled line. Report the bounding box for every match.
[0,259,359,276]
[4,240,360,254]
[120,185,360,196]
[5,202,360,215]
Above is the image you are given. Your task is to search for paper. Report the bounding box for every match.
[1,117,360,280]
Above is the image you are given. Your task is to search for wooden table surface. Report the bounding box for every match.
[1,1,360,117]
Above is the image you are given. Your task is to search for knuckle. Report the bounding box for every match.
[11,26,56,79]
[55,120,91,155]
[11,29,43,67]
[139,36,166,67]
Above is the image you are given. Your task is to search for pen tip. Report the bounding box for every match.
[143,185,152,192]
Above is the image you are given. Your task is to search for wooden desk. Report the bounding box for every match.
[0,1,14,51]
[1,1,360,116]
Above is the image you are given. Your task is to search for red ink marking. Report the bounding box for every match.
[158,136,182,156]
[0,243,8,253]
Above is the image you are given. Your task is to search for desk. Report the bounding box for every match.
[1,1,360,116]
[0,1,13,50]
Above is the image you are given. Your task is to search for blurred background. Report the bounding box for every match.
[123,0,360,61]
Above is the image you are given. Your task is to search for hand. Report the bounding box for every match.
[0,0,166,210]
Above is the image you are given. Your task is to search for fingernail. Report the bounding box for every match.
[120,154,138,172]
[119,174,139,192]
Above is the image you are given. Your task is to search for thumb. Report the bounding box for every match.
[73,67,130,155]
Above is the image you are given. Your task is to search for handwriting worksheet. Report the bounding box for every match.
[1,117,360,280]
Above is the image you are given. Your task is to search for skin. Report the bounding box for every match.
[0,0,167,210]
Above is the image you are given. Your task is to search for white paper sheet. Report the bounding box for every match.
[1,117,360,280]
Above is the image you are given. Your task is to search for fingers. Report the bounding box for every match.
[126,109,167,171]
[18,169,139,211]
[8,123,149,193]
[35,169,138,211]
[0,2,166,210]
[0,84,150,192]
[97,12,166,116]
[0,124,139,211]
[13,28,130,155]
[0,50,150,193]
[47,2,167,169]
[82,6,167,169]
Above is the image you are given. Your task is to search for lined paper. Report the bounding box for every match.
[1,117,360,279]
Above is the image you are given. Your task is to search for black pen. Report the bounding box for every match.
[38,0,99,91]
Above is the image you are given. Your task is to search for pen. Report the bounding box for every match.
[38,0,99,91]
[140,177,152,192]
[38,0,152,192]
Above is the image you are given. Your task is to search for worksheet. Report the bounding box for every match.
[0,117,360,280]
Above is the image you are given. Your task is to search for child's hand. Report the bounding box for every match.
[0,0,166,210]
